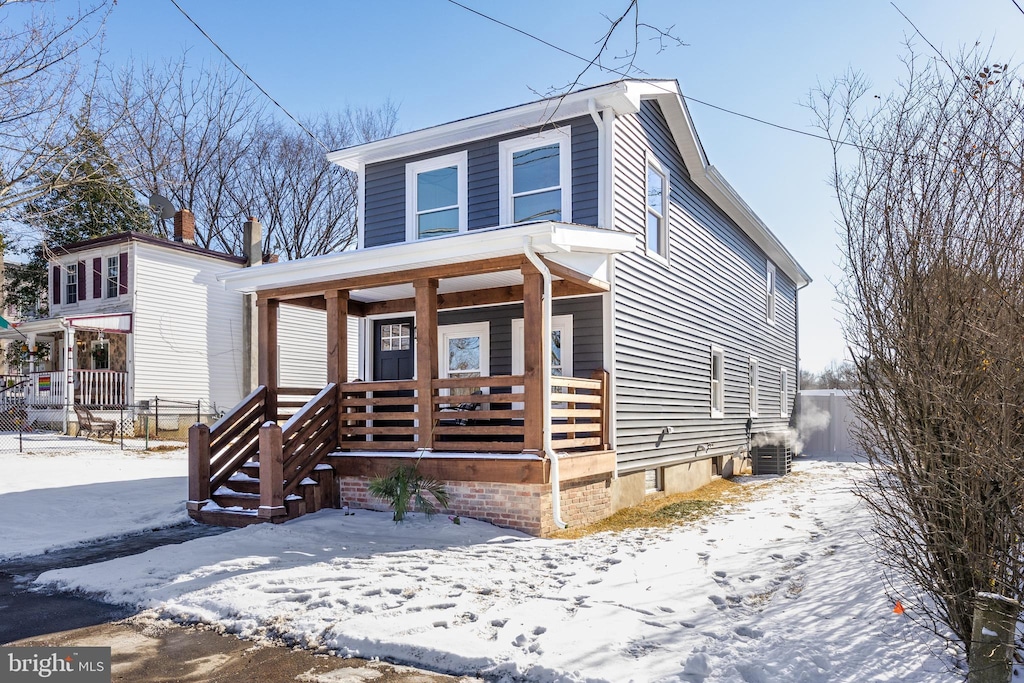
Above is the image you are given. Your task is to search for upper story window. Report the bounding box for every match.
[65,265,78,305]
[405,151,467,241]
[106,256,120,298]
[766,261,777,325]
[499,128,572,226]
[646,156,668,260]
[710,345,725,418]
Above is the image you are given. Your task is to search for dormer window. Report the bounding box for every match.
[499,128,572,226]
[106,256,120,298]
[405,151,467,241]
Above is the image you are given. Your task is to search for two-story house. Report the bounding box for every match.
[0,211,337,434]
[188,79,810,535]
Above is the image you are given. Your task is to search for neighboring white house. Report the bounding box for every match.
[0,211,348,431]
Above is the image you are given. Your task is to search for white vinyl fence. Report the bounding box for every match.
[796,389,863,459]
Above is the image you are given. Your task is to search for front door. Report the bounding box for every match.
[373,318,414,382]
[372,318,415,441]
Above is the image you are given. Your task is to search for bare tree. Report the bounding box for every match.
[0,0,111,223]
[104,54,397,258]
[812,47,1024,670]
[102,56,267,253]
[242,104,398,259]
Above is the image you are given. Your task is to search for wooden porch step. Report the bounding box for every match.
[211,490,260,509]
[189,497,309,527]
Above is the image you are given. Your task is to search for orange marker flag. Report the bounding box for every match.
[893,600,905,614]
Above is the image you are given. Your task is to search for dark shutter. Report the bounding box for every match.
[119,252,128,295]
[92,257,102,298]
[77,261,86,301]
[52,265,60,305]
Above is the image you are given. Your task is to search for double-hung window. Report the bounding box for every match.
[406,152,467,241]
[499,128,572,225]
[710,345,725,418]
[106,256,120,298]
[766,261,777,325]
[65,265,78,305]
[646,156,668,260]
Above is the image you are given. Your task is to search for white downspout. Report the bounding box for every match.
[523,235,566,530]
[587,99,605,228]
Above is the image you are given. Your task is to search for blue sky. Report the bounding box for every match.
[85,0,1024,372]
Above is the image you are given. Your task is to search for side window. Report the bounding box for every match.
[780,368,789,418]
[766,261,777,325]
[106,256,120,298]
[710,345,725,418]
[405,152,467,241]
[646,156,668,260]
[499,128,572,226]
[748,358,759,417]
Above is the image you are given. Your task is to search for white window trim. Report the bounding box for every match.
[405,151,468,242]
[748,357,759,418]
[780,367,789,418]
[438,321,490,395]
[105,254,120,299]
[498,127,572,226]
[710,345,725,419]
[511,315,574,409]
[64,263,78,306]
[766,260,777,325]
[645,153,669,263]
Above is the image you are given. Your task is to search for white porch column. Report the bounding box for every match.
[64,326,75,433]
[27,333,36,374]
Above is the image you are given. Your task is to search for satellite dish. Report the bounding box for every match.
[148,193,176,220]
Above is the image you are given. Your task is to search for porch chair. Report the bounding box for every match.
[73,404,116,441]
[437,391,482,427]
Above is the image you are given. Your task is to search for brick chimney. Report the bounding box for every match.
[173,209,195,245]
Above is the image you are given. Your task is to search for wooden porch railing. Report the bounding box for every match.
[336,372,607,454]
[258,383,338,518]
[338,379,419,449]
[550,372,608,451]
[188,385,267,511]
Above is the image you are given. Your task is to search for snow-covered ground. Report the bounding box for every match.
[0,438,189,560]
[22,448,964,683]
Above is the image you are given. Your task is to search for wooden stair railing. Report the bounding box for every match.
[188,385,267,512]
[258,383,338,519]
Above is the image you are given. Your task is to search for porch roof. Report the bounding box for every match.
[0,312,133,340]
[217,222,636,302]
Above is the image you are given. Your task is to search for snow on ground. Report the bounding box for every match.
[34,457,962,683]
[0,437,188,560]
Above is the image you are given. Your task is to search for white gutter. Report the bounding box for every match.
[522,236,567,530]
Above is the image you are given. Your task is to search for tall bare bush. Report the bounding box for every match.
[813,48,1024,668]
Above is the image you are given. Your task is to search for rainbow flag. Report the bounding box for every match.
[38,375,50,392]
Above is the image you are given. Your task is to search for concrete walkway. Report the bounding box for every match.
[14,617,480,683]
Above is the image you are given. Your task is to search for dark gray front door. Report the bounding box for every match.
[373,318,414,381]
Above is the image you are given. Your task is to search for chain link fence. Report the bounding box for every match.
[0,391,222,453]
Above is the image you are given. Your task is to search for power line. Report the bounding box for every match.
[168,0,327,151]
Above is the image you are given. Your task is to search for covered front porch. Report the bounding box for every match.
[189,222,634,533]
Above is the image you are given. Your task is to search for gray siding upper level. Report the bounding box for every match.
[611,100,799,472]
[363,116,599,248]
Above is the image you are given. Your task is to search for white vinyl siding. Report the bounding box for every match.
[132,243,246,411]
[278,304,329,388]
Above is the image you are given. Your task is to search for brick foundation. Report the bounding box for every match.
[337,472,612,537]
